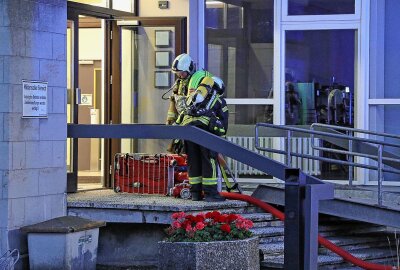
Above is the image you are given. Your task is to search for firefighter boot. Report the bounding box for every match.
[190,184,203,201]
[204,185,226,202]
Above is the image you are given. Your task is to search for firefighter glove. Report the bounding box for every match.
[208,117,225,136]
[172,139,185,154]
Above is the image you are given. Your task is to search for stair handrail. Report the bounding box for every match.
[255,122,400,206]
[67,123,334,269]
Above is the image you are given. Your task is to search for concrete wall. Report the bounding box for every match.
[0,0,67,265]
[138,0,188,17]
[97,223,167,268]
[138,0,191,53]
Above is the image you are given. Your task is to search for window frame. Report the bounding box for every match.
[282,0,361,22]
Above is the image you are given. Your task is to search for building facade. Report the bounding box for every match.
[0,0,399,267]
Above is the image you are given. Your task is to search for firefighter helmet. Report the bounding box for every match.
[212,76,225,95]
[171,53,195,75]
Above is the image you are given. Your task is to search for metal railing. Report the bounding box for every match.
[226,136,320,176]
[68,123,333,270]
[255,123,400,206]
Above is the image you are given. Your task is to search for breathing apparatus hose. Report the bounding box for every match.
[161,80,178,100]
[221,192,398,270]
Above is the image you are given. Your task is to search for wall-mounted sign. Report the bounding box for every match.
[80,94,93,106]
[22,80,48,118]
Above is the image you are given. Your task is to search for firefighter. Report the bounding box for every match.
[166,53,196,125]
[175,71,228,202]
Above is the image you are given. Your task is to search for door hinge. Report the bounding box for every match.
[110,75,113,85]
[109,164,112,175]
[110,30,113,40]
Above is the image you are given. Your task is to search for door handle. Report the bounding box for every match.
[75,88,81,105]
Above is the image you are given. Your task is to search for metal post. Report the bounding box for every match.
[286,131,292,167]
[377,145,383,206]
[304,185,319,270]
[284,169,304,270]
[348,131,354,187]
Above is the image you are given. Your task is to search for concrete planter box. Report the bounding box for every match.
[158,236,259,270]
[22,216,106,270]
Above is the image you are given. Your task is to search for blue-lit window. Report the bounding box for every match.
[285,30,356,126]
[288,0,355,15]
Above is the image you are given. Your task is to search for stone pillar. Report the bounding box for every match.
[0,0,67,267]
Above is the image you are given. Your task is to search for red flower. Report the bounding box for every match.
[206,211,221,220]
[195,222,205,230]
[194,215,205,223]
[185,224,193,232]
[166,211,253,242]
[172,212,186,220]
[245,220,254,229]
[172,221,181,229]
[186,214,195,222]
[181,220,190,228]
[220,224,231,233]
[226,214,238,223]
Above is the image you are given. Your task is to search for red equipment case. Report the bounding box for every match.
[113,153,187,195]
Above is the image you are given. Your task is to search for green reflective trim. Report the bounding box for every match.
[222,106,228,112]
[202,178,218,185]
[210,96,219,108]
[181,116,210,126]
[189,177,202,184]
[205,93,217,110]
[210,158,216,178]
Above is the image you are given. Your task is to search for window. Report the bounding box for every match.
[285,29,356,126]
[288,0,355,15]
[68,0,136,12]
[205,0,274,126]
[68,0,108,8]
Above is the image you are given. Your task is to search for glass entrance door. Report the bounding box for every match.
[67,13,79,192]
[119,23,183,154]
[109,18,187,175]
[67,12,106,192]
[67,2,187,192]
[66,2,135,192]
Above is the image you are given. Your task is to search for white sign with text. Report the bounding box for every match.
[22,80,48,118]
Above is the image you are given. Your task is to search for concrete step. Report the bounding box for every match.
[240,212,277,222]
[259,235,395,258]
[319,225,387,238]
[257,228,389,251]
[241,213,283,228]
[251,220,284,228]
[322,235,386,247]
[261,254,344,269]
[187,205,263,215]
[250,226,285,243]
[318,256,399,270]
[259,241,284,255]
[260,248,395,269]
[261,246,397,269]
[206,202,398,270]
[250,226,284,238]
[318,222,384,233]
[319,238,395,255]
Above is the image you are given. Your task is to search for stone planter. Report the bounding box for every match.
[158,236,259,270]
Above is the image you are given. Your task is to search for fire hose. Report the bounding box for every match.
[220,192,398,270]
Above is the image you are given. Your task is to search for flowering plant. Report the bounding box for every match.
[164,211,254,242]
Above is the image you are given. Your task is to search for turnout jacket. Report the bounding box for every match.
[166,78,190,124]
[176,76,229,136]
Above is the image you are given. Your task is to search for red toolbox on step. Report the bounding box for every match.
[113,153,187,195]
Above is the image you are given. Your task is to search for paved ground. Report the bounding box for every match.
[68,189,249,212]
